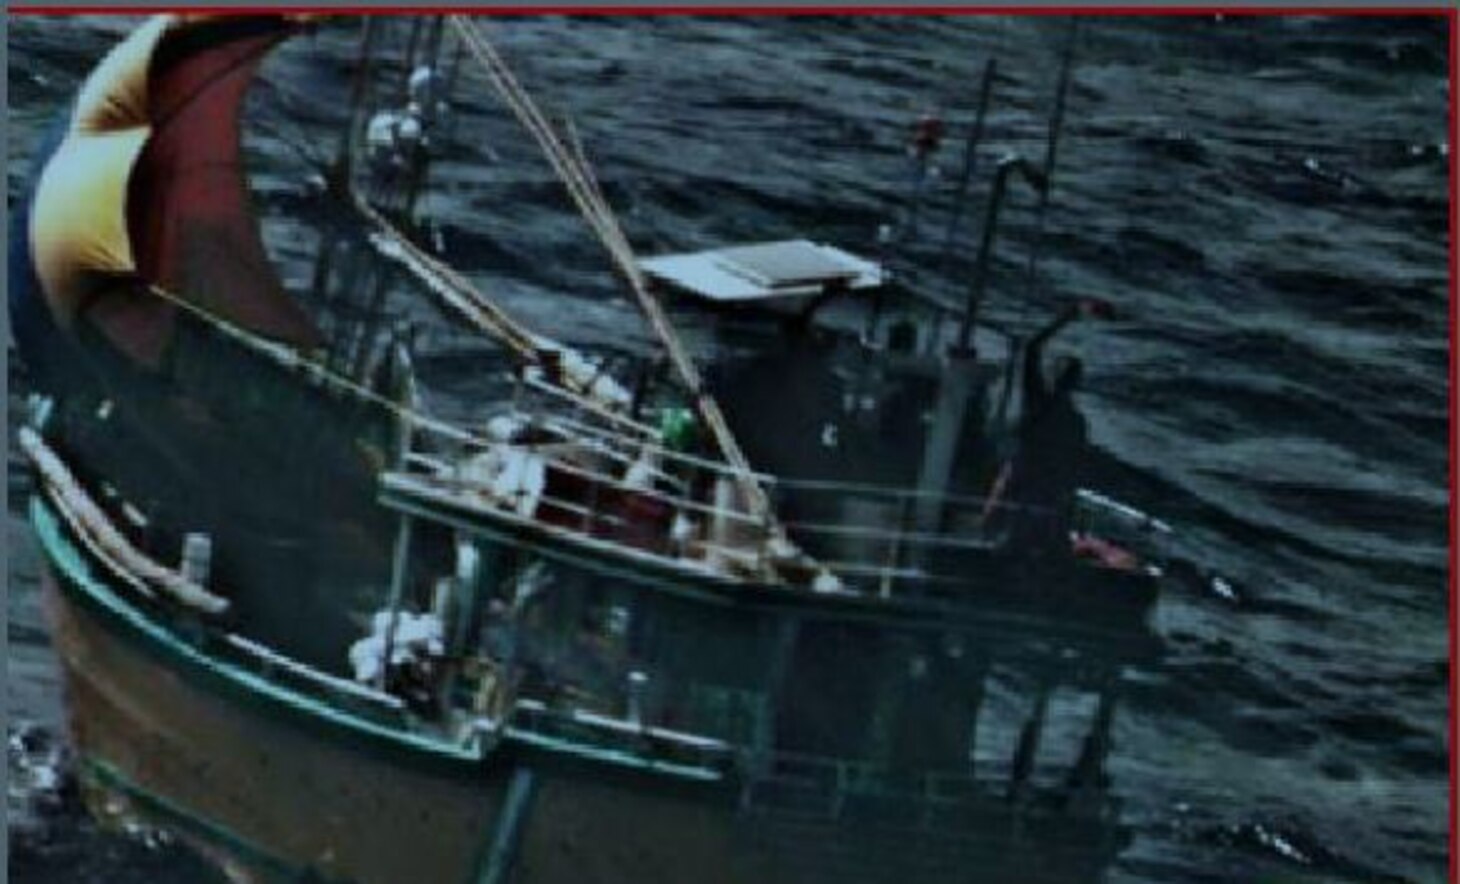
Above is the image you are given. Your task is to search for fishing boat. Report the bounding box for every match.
[11,14,1179,884]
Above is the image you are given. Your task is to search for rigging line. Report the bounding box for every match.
[140,281,517,452]
[456,22,650,291]
[468,27,629,253]
[446,23,607,234]
[256,76,338,165]
[1019,18,1081,322]
[522,403,774,482]
[938,57,998,273]
[334,16,379,181]
[350,189,646,425]
[450,25,732,416]
[447,15,775,527]
[249,113,331,174]
[145,281,476,447]
[451,20,635,273]
[139,282,793,543]
[351,191,540,360]
[563,115,614,238]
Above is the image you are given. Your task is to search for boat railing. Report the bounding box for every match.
[736,747,1121,831]
[511,391,780,486]
[505,697,735,775]
[1072,488,1172,553]
[392,458,1059,598]
[498,695,1092,818]
[769,480,1063,597]
[736,749,1040,826]
[220,633,410,726]
[394,378,1085,597]
[510,377,1064,528]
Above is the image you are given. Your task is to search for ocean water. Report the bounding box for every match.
[6,13,1451,883]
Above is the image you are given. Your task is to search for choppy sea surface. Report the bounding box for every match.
[7,13,1452,884]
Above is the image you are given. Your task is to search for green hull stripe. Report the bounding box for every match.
[82,756,324,883]
[505,728,721,782]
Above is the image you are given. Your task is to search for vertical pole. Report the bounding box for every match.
[450,541,492,661]
[309,232,338,303]
[377,335,419,692]
[426,14,447,90]
[1021,19,1080,312]
[957,162,1010,352]
[475,768,538,884]
[333,17,379,189]
[903,152,932,241]
[402,16,425,99]
[912,352,978,546]
[349,267,395,383]
[377,513,415,691]
[1066,680,1118,797]
[1007,678,1052,801]
[325,244,370,373]
[864,225,894,343]
[939,58,998,271]
[958,156,1046,351]
[991,331,1023,433]
[753,616,799,777]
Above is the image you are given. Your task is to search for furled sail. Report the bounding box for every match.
[22,14,320,368]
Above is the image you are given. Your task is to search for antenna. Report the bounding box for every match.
[956,155,1047,353]
[938,57,998,272]
[1021,18,1081,308]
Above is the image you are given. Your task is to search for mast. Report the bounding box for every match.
[1020,18,1080,308]
[938,58,997,271]
[332,17,379,189]
[957,156,1046,351]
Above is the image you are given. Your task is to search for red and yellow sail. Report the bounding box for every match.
[25,14,322,366]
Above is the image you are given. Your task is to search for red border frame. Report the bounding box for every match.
[7,4,1458,881]
[1448,10,1457,884]
[7,6,1455,15]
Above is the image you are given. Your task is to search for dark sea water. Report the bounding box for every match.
[6,13,1452,884]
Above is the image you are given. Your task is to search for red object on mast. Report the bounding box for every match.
[912,112,945,159]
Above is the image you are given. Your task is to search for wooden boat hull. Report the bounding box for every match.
[34,492,1129,884]
[37,529,748,884]
[36,493,755,884]
[38,511,500,883]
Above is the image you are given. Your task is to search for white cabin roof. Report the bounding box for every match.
[638,239,885,303]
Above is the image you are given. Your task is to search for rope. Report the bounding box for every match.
[352,192,541,361]
[351,190,644,421]
[446,16,775,528]
[145,282,504,450]
[137,283,784,541]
